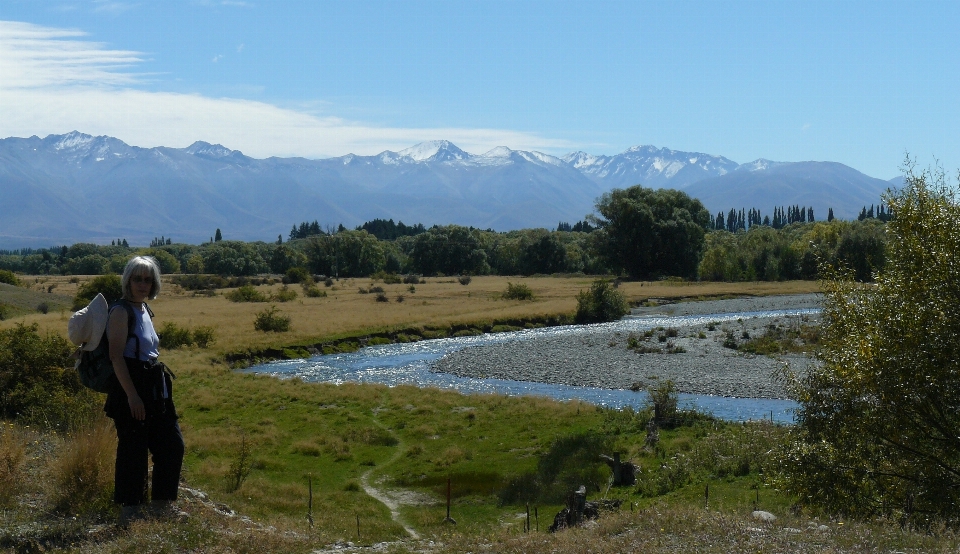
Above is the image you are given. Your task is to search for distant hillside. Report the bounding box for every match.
[0,132,894,248]
[685,161,893,221]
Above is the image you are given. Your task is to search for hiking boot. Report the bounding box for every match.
[119,504,146,527]
[149,499,190,521]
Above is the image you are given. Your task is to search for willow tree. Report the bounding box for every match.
[592,186,710,279]
[784,163,960,524]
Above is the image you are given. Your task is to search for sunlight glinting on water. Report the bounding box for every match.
[244,308,819,424]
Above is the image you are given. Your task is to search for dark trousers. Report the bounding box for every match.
[113,407,184,506]
[108,358,185,506]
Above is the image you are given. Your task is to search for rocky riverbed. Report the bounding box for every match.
[433,294,822,399]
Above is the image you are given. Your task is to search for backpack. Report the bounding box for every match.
[71,299,152,393]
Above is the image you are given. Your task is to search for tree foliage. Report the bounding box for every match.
[593,186,710,279]
[575,280,629,324]
[783,165,960,525]
[407,225,489,276]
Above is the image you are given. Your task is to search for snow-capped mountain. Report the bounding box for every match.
[562,145,740,189]
[0,132,893,248]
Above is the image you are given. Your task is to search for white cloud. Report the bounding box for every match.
[0,20,572,158]
[236,43,244,53]
[212,54,223,62]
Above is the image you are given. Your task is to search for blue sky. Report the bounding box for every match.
[1,0,958,179]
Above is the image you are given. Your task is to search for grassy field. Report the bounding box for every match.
[9,276,956,552]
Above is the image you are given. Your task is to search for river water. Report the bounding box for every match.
[243,309,817,424]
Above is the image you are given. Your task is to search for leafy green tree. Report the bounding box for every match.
[0,324,82,427]
[64,254,109,275]
[408,225,490,276]
[72,274,123,310]
[593,186,710,279]
[201,241,268,276]
[143,249,181,274]
[304,230,385,277]
[574,280,629,323]
[0,270,20,286]
[783,165,960,524]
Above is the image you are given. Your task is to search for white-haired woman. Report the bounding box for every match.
[105,256,185,525]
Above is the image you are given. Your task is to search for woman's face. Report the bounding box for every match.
[129,272,152,302]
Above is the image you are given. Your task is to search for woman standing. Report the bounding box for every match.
[105,256,185,525]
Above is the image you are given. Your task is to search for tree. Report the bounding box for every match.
[592,186,710,279]
[783,164,960,524]
[214,228,222,242]
[574,280,629,324]
[408,225,489,276]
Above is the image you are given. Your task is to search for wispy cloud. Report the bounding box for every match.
[0,20,572,158]
[92,0,137,14]
[212,54,223,62]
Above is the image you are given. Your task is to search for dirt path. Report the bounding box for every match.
[360,407,422,540]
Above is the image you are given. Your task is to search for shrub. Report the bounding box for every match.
[73,274,122,310]
[324,277,334,287]
[375,292,389,302]
[284,266,312,284]
[271,285,298,302]
[0,323,98,428]
[574,279,629,323]
[503,282,534,301]
[225,284,269,302]
[159,321,194,349]
[458,275,472,285]
[303,284,327,297]
[36,302,49,314]
[403,274,420,284]
[50,421,115,516]
[192,326,216,348]
[395,294,405,303]
[0,270,20,287]
[0,303,7,321]
[650,379,679,427]
[254,305,290,332]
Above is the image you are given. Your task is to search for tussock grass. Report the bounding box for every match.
[49,419,116,516]
[0,422,26,506]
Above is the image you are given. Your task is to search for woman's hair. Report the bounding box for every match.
[122,256,162,300]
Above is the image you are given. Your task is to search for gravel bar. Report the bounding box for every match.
[433,294,822,399]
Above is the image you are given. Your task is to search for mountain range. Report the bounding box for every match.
[0,132,897,249]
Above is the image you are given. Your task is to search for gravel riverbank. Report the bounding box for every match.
[433,294,822,399]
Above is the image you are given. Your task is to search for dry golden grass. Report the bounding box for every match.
[2,275,820,355]
[0,422,26,506]
[48,419,116,515]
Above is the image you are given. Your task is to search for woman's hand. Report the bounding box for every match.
[127,394,146,420]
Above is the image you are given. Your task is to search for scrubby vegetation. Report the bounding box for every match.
[574,279,629,323]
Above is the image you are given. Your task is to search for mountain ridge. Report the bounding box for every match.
[0,132,894,248]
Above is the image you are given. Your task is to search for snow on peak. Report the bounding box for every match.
[399,140,469,162]
[52,131,95,151]
[185,141,242,158]
[737,159,785,172]
[481,146,514,158]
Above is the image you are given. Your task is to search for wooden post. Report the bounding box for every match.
[444,477,456,524]
[307,475,314,528]
[535,507,538,532]
[705,484,709,508]
[356,514,360,539]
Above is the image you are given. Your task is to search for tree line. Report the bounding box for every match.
[0,186,890,282]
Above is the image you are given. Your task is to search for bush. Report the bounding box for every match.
[254,305,291,332]
[284,266,312,284]
[192,326,216,348]
[574,279,629,323]
[503,282,534,301]
[0,270,20,287]
[303,284,327,297]
[73,274,122,310]
[271,285,298,302]
[375,292,389,302]
[36,302,49,314]
[784,164,960,524]
[403,274,421,284]
[225,284,269,302]
[458,275,472,285]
